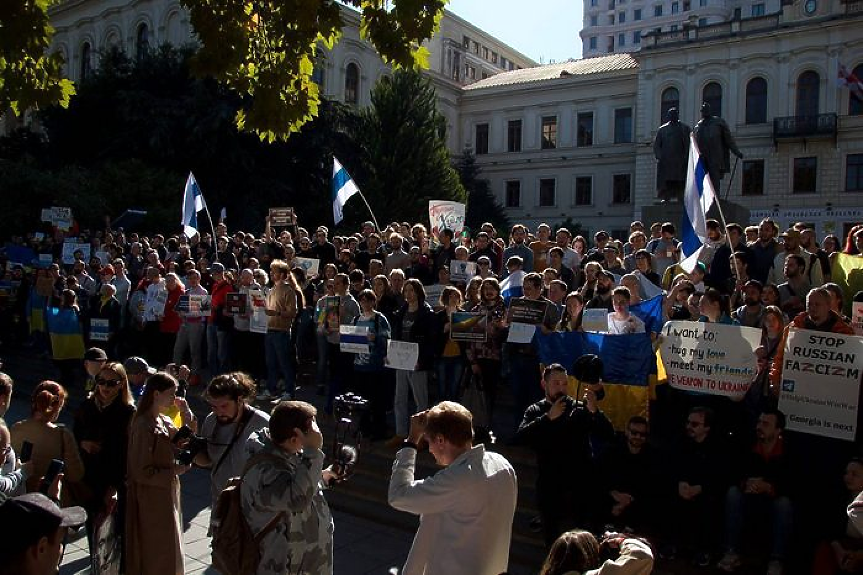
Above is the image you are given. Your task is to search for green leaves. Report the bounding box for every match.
[0,0,75,115]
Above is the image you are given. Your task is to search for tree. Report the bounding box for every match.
[2,0,447,142]
[346,69,466,230]
[456,147,509,236]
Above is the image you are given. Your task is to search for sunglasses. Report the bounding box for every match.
[95,376,122,388]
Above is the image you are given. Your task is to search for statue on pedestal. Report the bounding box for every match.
[653,108,690,202]
[692,102,744,192]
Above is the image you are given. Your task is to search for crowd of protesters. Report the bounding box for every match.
[0,215,862,575]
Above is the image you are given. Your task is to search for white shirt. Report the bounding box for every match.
[388,445,517,575]
[607,313,646,334]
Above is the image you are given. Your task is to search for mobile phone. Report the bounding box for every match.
[39,459,65,494]
[19,441,33,463]
[176,378,188,398]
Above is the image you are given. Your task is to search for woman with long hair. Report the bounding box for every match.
[73,362,136,563]
[464,278,507,437]
[842,224,863,255]
[540,530,653,575]
[10,381,85,505]
[434,286,466,401]
[158,273,185,366]
[558,292,585,332]
[125,372,193,575]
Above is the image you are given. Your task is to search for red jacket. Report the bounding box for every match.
[159,285,185,333]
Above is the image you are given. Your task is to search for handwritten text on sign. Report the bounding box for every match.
[660,321,762,399]
[778,329,862,442]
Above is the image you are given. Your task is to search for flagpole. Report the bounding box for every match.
[711,174,743,285]
[355,190,381,237]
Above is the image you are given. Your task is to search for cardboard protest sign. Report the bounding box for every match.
[226,293,247,315]
[507,322,537,344]
[450,311,487,342]
[386,340,419,370]
[90,318,110,341]
[659,321,762,399]
[852,302,863,336]
[340,325,370,353]
[294,257,320,277]
[429,201,465,241]
[778,329,862,441]
[61,242,91,265]
[581,309,610,333]
[318,296,340,329]
[268,207,297,226]
[424,284,445,308]
[507,299,548,325]
[248,289,268,333]
[176,294,209,317]
[450,260,477,283]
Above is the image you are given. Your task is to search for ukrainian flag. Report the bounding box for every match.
[45,307,85,360]
[26,288,47,334]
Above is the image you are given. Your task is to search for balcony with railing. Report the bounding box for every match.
[772,113,838,145]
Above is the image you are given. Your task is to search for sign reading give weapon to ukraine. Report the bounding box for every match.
[778,329,862,442]
[659,321,762,399]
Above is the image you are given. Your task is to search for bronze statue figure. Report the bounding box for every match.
[653,107,691,202]
[692,102,743,192]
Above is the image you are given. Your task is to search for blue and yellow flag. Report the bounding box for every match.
[630,294,665,333]
[45,307,85,361]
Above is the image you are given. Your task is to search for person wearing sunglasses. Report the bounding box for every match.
[72,362,135,566]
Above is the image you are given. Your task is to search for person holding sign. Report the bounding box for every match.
[263,260,300,402]
[172,270,208,385]
[607,287,646,335]
[88,283,121,357]
[352,290,391,440]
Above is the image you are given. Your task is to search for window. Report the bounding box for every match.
[80,42,92,81]
[683,0,691,10]
[575,177,593,205]
[541,116,558,149]
[475,124,489,155]
[481,72,489,80]
[577,112,594,147]
[698,17,708,25]
[793,157,817,194]
[733,7,742,18]
[612,174,632,204]
[702,82,723,116]
[609,0,616,8]
[660,87,679,121]
[589,37,598,50]
[463,35,470,48]
[451,52,461,81]
[507,120,522,152]
[619,11,626,22]
[672,1,680,13]
[742,160,765,195]
[610,15,616,24]
[500,57,509,69]
[850,65,863,115]
[505,181,521,207]
[591,15,598,25]
[614,108,633,143]
[312,59,326,89]
[752,3,765,15]
[670,25,678,31]
[700,0,708,6]
[483,47,489,60]
[634,31,642,44]
[136,23,149,62]
[654,5,663,16]
[608,36,615,52]
[465,65,476,80]
[491,52,498,64]
[345,63,359,104]
[471,41,480,55]
[634,8,642,19]
[846,154,863,191]
[618,33,626,47]
[796,71,820,117]
[539,179,556,207]
[591,0,598,6]
[745,77,768,124]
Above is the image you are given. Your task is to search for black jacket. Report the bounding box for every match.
[391,301,435,371]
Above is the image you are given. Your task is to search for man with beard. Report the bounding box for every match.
[502,225,534,279]
[195,372,270,526]
[585,270,616,312]
[731,280,765,328]
[516,363,614,546]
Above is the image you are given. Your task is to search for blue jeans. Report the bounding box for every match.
[724,485,793,559]
[265,330,295,396]
[436,357,463,401]
[207,324,231,376]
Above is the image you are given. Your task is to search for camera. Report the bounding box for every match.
[329,393,369,485]
[173,425,208,466]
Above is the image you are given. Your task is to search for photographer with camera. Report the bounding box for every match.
[539,530,654,575]
[193,372,269,521]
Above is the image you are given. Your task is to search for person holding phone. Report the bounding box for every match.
[125,372,191,575]
[10,381,84,507]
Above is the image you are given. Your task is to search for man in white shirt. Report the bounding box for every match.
[388,402,518,575]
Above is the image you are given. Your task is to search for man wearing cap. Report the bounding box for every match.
[769,229,823,288]
[83,347,108,392]
[0,493,86,575]
[123,356,156,399]
[208,262,233,376]
[585,271,616,312]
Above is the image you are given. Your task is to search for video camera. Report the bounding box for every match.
[329,393,369,485]
[172,425,208,466]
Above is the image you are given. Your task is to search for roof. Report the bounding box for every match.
[463,53,639,91]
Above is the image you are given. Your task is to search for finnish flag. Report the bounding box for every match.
[182,172,207,238]
[680,135,716,273]
[332,157,360,225]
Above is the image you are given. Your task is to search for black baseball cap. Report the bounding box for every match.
[84,347,108,362]
[0,493,86,555]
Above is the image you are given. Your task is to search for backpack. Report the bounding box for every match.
[211,452,286,575]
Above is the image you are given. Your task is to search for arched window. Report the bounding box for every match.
[745,77,767,124]
[796,70,820,117]
[344,63,359,104]
[312,58,326,91]
[660,87,679,121]
[702,82,723,117]
[849,64,863,116]
[80,42,92,81]
[136,23,150,62]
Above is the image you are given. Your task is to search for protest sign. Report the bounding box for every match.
[450,260,477,283]
[507,322,537,344]
[61,242,90,265]
[507,298,548,325]
[294,257,320,277]
[90,319,110,341]
[582,309,610,333]
[92,507,122,575]
[340,325,370,353]
[176,294,209,317]
[40,208,53,223]
[659,321,762,399]
[248,289,268,333]
[269,207,297,226]
[778,328,862,441]
[852,302,863,336]
[386,340,419,370]
[149,289,168,318]
[50,207,72,221]
[38,254,53,267]
[450,311,487,342]
[318,296,340,329]
[429,200,466,241]
[226,293,247,315]
[424,284,445,307]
